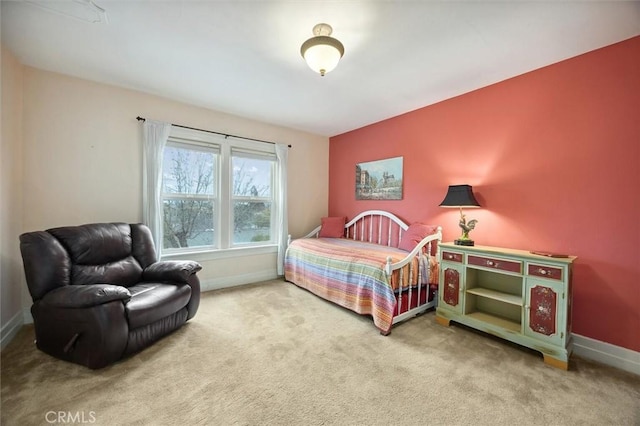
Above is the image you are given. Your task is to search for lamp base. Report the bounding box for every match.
[455,239,475,246]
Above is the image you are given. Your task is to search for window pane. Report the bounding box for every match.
[163,199,215,249]
[232,156,272,197]
[233,201,271,243]
[163,146,215,195]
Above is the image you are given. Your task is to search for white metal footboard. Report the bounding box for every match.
[386,225,442,327]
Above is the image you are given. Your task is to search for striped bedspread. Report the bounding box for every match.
[284,237,436,334]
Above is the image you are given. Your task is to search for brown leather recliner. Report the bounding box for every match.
[19,222,202,369]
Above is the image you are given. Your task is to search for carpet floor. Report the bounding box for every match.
[1,279,639,425]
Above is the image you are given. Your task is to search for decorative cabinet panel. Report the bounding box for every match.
[440,264,464,313]
[525,278,565,347]
[436,243,576,370]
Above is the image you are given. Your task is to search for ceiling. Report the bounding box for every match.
[2,1,639,137]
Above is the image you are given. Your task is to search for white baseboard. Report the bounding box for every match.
[572,333,640,376]
[1,311,24,351]
[200,269,278,292]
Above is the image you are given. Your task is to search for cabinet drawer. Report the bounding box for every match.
[528,264,563,281]
[468,255,522,273]
[442,251,463,263]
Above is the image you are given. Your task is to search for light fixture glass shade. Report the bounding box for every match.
[300,24,344,76]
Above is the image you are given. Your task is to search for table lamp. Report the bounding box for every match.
[439,184,481,246]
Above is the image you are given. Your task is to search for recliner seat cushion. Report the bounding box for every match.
[125,283,191,329]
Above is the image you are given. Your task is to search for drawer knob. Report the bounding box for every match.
[447,254,453,259]
[486,260,498,268]
[538,268,549,275]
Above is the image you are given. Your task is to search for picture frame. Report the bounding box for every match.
[355,156,403,200]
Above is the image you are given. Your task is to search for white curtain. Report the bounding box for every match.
[142,120,172,258]
[275,144,289,275]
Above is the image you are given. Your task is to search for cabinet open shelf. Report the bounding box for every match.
[466,288,522,306]
[466,312,521,333]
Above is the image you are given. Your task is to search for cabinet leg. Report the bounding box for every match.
[435,315,450,327]
[543,354,568,370]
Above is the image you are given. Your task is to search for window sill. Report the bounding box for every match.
[160,244,278,262]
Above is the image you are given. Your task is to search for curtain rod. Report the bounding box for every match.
[136,116,291,148]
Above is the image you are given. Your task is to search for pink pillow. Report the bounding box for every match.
[318,216,346,238]
[399,223,438,252]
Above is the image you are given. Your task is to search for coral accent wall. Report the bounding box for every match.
[329,36,640,352]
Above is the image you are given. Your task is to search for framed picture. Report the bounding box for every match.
[355,156,403,200]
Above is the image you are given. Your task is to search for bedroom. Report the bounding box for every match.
[1,1,639,424]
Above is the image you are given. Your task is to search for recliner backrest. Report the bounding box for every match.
[49,223,144,288]
[20,223,159,301]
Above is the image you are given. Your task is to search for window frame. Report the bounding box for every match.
[158,126,279,261]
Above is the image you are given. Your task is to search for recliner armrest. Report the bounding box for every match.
[142,260,202,284]
[41,284,131,308]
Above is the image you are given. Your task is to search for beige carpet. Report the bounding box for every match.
[1,279,639,425]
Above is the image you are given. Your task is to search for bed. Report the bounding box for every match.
[284,210,442,334]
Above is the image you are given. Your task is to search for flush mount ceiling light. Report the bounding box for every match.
[300,23,345,76]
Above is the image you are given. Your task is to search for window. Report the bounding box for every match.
[158,127,280,255]
[231,149,275,245]
[162,143,217,250]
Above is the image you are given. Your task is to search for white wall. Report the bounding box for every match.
[12,64,328,317]
[1,45,25,348]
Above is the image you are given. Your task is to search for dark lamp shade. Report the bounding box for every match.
[439,184,480,208]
